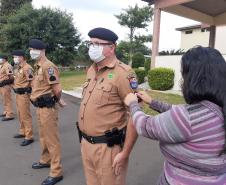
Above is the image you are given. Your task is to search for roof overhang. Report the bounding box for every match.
[142,0,226,25]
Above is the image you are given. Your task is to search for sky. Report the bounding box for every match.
[32,0,199,51]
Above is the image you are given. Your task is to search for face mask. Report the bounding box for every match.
[0,59,3,64]
[30,50,41,60]
[13,57,20,65]
[88,45,105,63]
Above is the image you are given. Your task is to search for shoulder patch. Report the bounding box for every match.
[8,66,13,74]
[127,70,138,90]
[129,77,138,89]
[48,67,54,75]
[27,68,33,79]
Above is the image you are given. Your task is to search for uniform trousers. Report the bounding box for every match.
[81,139,128,185]
[16,94,33,139]
[1,85,14,118]
[36,107,63,177]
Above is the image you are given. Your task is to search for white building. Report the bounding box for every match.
[154,24,226,91]
[176,24,226,54]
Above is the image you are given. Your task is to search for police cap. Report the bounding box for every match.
[12,50,25,57]
[0,54,8,60]
[88,27,118,43]
[29,39,46,49]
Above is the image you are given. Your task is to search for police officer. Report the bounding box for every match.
[29,39,63,185]
[12,50,34,146]
[78,28,138,185]
[0,55,14,121]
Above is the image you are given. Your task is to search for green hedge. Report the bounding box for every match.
[148,67,174,90]
[144,59,151,74]
[132,52,145,68]
[134,68,146,84]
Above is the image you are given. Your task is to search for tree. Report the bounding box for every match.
[115,4,153,65]
[75,41,91,64]
[159,49,185,56]
[0,0,32,17]
[0,0,32,26]
[0,3,81,66]
[116,39,150,64]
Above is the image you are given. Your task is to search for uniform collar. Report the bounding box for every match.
[18,61,26,68]
[93,58,118,72]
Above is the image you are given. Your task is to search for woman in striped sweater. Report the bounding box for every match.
[125,46,226,185]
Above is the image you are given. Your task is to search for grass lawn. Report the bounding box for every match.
[60,71,185,115]
[143,90,185,115]
[60,71,86,90]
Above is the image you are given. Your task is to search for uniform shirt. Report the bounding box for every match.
[14,62,33,89]
[79,59,136,136]
[0,62,13,82]
[30,59,60,101]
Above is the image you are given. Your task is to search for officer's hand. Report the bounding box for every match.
[58,98,67,107]
[112,152,128,176]
[124,93,138,106]
[137,91,152,104]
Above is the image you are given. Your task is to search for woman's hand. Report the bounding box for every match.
[124,93,138,106]
[137,91,152,104]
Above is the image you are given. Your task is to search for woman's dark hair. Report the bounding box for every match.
[181,46,226,154]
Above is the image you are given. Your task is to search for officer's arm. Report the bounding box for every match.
[118,70,138,157]
[6,65,14,80]
[51,83,62,99]
[113,69,138,175]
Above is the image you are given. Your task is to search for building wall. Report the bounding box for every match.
[180,28,209,51]
[155,55,226,91]
[215,26,226,54]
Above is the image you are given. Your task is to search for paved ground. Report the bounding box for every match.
[0,93,163,185]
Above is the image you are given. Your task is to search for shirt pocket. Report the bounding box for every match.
[95,84,112,105]
[38,74,44,81]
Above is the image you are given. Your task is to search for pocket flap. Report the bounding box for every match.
[97,84,112,92]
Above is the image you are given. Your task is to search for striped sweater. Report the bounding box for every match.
[129,100,226,185]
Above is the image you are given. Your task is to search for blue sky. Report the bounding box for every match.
[32,0,198,50]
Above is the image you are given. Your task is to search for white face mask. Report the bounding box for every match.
[13,57,20,65]
[88,45,105,63]
[30,50,41,60]
[0,59,3,64]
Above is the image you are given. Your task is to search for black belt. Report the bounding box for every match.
[0,79,14,87]
[14,87,32,94]
[76,122,126,147]
[31,94,57,108]
[81,132,110,144]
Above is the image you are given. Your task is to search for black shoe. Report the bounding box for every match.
[13,134,25,138]
[2,117,14,121]
[41,176,63,185]
[20,139,34,146]
[32,162,50,169]
[0,114,6,117]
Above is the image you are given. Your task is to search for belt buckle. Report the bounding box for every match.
[90,137,95,144]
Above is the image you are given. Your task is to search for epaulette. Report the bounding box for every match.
[118,62,131,72]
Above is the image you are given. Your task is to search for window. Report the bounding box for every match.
[201,28,210,32]
[185,30,193,34]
